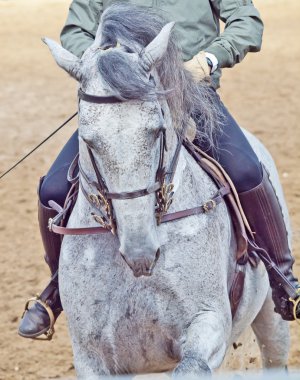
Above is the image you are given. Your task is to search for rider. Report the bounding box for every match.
[18,0,300,339]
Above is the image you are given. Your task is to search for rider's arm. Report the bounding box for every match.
[205,0,264,69]
[60,0,103,58]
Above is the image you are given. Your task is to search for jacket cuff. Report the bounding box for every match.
[205,44,232,69]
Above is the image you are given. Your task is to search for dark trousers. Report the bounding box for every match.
[195,90,263,192]
[40,95,263,207]
[40,130,79,207]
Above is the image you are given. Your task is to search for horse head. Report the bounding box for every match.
[43,18,177,277]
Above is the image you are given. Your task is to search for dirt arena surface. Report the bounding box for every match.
[0,0,299,379]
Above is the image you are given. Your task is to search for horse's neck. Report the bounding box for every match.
[158,96,218,208]
[168,146,236,281]
[170,146,219,211]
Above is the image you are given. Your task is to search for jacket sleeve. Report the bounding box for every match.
[60,0,103,58]
[205,0,264,68]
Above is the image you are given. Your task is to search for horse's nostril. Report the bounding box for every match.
[149,248,160,272]
[144,268,153,277]
[133,268,143,278]
[155,248,161,262]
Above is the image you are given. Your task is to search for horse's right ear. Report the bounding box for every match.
[42,37,82,81]
[140,22,175,72]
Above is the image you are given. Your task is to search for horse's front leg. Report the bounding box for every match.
[173,310,231,378]
[71,340,111,380]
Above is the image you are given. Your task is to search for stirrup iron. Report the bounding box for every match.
[22,294,56,340]
[289,289,300,324]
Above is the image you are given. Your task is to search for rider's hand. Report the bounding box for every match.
[184,51,211,81]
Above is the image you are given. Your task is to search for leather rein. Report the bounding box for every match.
[49,89,230,236]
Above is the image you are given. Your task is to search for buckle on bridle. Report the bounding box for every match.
[203,199,217,213]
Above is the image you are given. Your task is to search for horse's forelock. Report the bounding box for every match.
[97,50,157,101]
[100,4,164,49]
[98,3,223,147]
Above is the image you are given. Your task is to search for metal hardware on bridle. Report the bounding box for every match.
[77,86,173,231]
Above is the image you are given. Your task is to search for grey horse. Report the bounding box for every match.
[44,4,290,379]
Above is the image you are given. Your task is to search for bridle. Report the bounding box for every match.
[49,88,230,236]
[77,87,184,234]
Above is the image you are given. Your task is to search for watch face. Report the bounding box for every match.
[206,57,213,68]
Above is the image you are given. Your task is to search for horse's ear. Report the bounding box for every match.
[42,37,82,81]
[140,22,175,72]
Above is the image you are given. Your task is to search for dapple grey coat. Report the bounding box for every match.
[43,5,290,377]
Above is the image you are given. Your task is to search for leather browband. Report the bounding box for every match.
[78,88,123,104]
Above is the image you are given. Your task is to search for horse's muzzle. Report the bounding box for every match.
[120,248,160,277]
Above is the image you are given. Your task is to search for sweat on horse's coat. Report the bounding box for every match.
[44,4,290,378]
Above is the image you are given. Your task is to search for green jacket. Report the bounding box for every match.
[60,0,263,88]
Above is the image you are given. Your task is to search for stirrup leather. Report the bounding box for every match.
[22,294,56,340]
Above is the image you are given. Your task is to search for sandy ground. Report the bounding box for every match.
[0,0,299,379]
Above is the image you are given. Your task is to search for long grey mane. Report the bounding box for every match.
[98,3,223,148]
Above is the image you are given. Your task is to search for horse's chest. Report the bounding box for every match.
[60,224,227,373]
[60,258,184,372]
[97,305,182,373]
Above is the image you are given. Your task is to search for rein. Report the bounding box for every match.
[0,112,78,181]
[48,88,230,236]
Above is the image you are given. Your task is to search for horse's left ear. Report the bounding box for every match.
[42,37,82,81]
[140,22,175,72]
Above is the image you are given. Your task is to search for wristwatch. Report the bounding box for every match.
[205,52,218,74]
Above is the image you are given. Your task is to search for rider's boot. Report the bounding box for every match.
[18,199,63,339]
[239,166,300,321]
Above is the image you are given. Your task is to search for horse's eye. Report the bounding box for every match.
[122,46,134,53]
[100,44,114,51]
